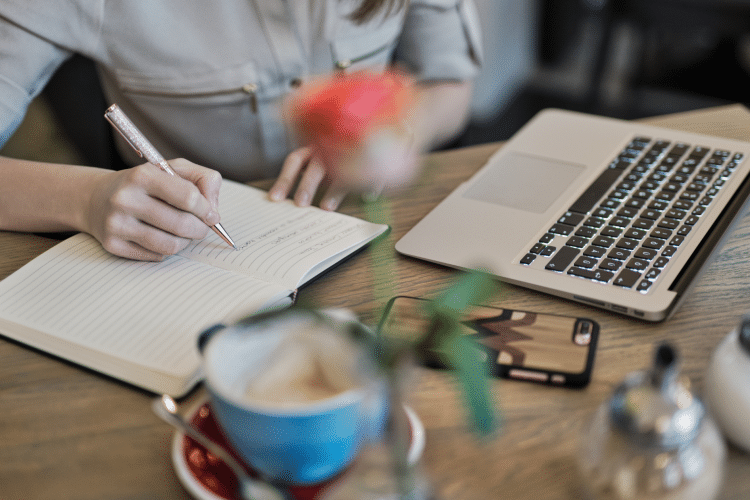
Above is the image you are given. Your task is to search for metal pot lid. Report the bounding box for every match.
[609,343,705,450]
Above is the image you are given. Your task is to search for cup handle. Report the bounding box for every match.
[197,323,226,354]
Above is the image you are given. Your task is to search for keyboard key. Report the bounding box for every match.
[576,226,598,238]
[539,233,554,244]
[626,258,650,271]
[650,228,672,239]
[599,258,623,271]
[616,238,639,250]
[540,246,557,257]
[632,218,655,230]
[574,256,598,269]
[549,223,575,235]
[593,207,614,218]
[624,228,647,239]
[657,219,679,230]
[680,191,700,202]
[642,238,665,250]
[640,209,661,220]
[601,226,623,238]
[601,198,622,210]
[592,236,615,248]
[661,245,678,257]
[566,236,589,248]
[649,200,670,211]
[646,268,661,280]
[583,217,606,228]
[558,212,585,226]
[636,280,653,292]
[618,206,639,218]
[584,245,607,258]
[569,167,624,214]
[653,256,669,268]
[610,216,631,227]
[665,208,686,220]
[545,246,579,271]
[614,269,642,288]
[625,198,646,209]
[568,267,614,283]
[530,243,546,254]
[634,247,658,260]
[608,248,631,260]
[655,191,676,201]
[690,146,710,158]
[520,253,536,265]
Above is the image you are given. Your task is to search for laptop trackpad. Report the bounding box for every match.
[463,152,584,214]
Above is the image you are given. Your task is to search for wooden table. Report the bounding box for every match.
[2,105,750,500]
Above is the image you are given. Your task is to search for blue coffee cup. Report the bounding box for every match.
[199,309,388,485]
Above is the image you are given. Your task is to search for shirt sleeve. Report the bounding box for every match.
[393,0,483,82]
[0,15,72,147]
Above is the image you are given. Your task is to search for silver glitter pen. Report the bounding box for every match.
[104,104,237,250]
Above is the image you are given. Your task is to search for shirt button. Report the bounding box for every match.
[290,78,303,88]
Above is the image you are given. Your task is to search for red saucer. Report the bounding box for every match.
[171,398,424,500]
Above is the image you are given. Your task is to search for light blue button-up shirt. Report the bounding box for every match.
[0,0,482,181]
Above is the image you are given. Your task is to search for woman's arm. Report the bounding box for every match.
[0,156,223,261]
[411,80,474,152]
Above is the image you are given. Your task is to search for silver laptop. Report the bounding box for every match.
[396,108,750,321]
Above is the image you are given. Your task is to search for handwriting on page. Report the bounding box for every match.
[180,183,380,286]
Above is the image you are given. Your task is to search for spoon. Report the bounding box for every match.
[152,394,288,500]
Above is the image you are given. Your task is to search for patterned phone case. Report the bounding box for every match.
[379,296,599,387]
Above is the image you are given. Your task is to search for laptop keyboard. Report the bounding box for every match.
[520,137,745,292]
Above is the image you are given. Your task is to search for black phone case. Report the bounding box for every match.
[379,296,599,388]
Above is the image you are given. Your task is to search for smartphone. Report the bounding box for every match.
[379,296,599,388]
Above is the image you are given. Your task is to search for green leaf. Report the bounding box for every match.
[437,326,499,436]
[422,270,501,435]
[428,269,497,317]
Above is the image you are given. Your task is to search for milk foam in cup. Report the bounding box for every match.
[199,309,388,485]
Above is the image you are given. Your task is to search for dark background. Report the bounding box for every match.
[449,0,750,148]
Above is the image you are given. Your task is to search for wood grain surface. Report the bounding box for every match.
[1,105,750,500]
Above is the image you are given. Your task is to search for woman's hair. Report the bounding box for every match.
[349,0,409,23]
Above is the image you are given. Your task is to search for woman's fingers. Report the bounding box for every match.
[269,147,314,202]
[320,182,349,211]
[147,159,221,226]
[88,160,222,260]
[293,157,326,206]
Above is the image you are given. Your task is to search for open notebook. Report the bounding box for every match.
[0,181,387,396]
[397,108,750,321]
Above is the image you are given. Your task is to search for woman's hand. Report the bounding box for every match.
[85,159,223,261]
[268,146,350,211]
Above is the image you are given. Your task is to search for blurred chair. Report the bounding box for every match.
[584,0,750,112]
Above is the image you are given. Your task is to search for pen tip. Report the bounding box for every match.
[233,245,238,251]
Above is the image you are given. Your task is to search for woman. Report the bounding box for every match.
[0,0,482,260]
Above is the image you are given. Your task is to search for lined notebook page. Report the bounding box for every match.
[0,233,289,378]
[181,181,387,289]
